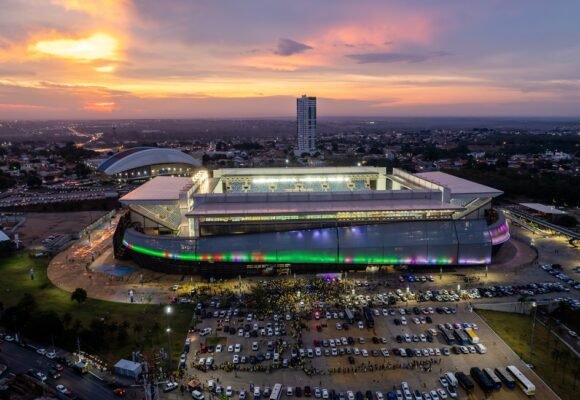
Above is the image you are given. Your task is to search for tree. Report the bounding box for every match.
[71,288,88,304]
[62,312,72,327]
[26,174,42,187]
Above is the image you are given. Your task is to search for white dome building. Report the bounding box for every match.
[97,147,200,182]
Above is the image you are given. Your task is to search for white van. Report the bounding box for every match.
[287,387,293,397]
[475,343,487,354]
[254,387,261,399]
[444,372,458,387]
[192,390,205,400]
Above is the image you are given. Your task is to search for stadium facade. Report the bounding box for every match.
[97,147,200,182]
[114,167,510,276]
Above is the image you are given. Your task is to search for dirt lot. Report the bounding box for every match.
[15,211,108,247]
[182,306,558,400]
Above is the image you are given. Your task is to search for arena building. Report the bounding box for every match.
[114,167,510,276]
[96,147,200,182]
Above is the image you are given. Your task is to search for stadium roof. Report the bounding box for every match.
[188,199,462,216]
[0,230,9,242]
[215,166,386,177]
[120,176,193,203]
[414,172,502,197]
[97,147,198,175]
[520,203,568,215]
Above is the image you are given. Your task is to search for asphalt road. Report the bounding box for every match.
[0,341,121,400]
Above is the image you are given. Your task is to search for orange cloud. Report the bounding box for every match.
[51,0,130,19]
[29,33,119,62]
[84,101,116,112]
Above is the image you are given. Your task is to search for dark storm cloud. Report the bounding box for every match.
[274,39,313,56]
[346,51,451,64]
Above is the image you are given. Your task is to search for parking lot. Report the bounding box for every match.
[181,278,559,400]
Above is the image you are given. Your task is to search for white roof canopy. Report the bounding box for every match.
[120,176,192,204]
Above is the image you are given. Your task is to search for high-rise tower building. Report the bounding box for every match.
[295,95,317,156]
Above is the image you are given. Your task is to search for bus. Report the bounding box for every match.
[363,307,375,328]
[454,329,469,345]
[506,365,536,396]
[465,328,479,344]
[495,367,516,390]
[455,372,474,392]
[483,368,502,390]
[441,329,455,345]
[270,384,282,400]
[470,367,494,394]
[345,309,354,324]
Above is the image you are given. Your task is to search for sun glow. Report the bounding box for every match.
[30,33,118,61]
[95,64,116,73]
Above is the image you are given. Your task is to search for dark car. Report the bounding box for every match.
[365,391,373,400]
[355,391,364,400]
[348,355,355,365]
[295,387,303,397]
[304,386,312,397]
[394,319,401,326]
[372,337,379,344]
[426,316,433,323]
[396,335,403,343]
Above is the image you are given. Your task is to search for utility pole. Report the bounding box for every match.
[529,301,537,365]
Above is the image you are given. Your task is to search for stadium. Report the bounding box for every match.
[113,167,510,277]
[97,147,200,182]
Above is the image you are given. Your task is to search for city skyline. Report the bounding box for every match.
[1,0,580,119]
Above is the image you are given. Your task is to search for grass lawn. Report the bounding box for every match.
[0,253,193,368]
[205,336,227,347]
[477,309,580,400]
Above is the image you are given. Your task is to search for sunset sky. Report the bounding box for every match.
[1,0,579,119]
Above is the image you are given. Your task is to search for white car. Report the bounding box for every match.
[347,391,355,400]
[46,351,56,359]
[164,382,179,392]
[233,355,240,364]
[239,390,247,400]
[358,321,364,329]
[56,385,71,395]
[216,344,223,352]
[226,386,234,397]
[228,345,234,352]
[362,349,369,357]
[36,348,47,356]
[235,344,242,353]
[322,389,329,399]
[376,392,384,400]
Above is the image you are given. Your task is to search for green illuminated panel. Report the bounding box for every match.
[123,240,454,265]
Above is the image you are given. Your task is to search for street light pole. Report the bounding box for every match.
[529,301,537,365]
[165,306,173,373]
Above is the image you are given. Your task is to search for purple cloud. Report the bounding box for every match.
[274,38,313,56]
[346,51,451,64]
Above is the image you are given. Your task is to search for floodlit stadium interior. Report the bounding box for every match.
[114,167,510,276]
